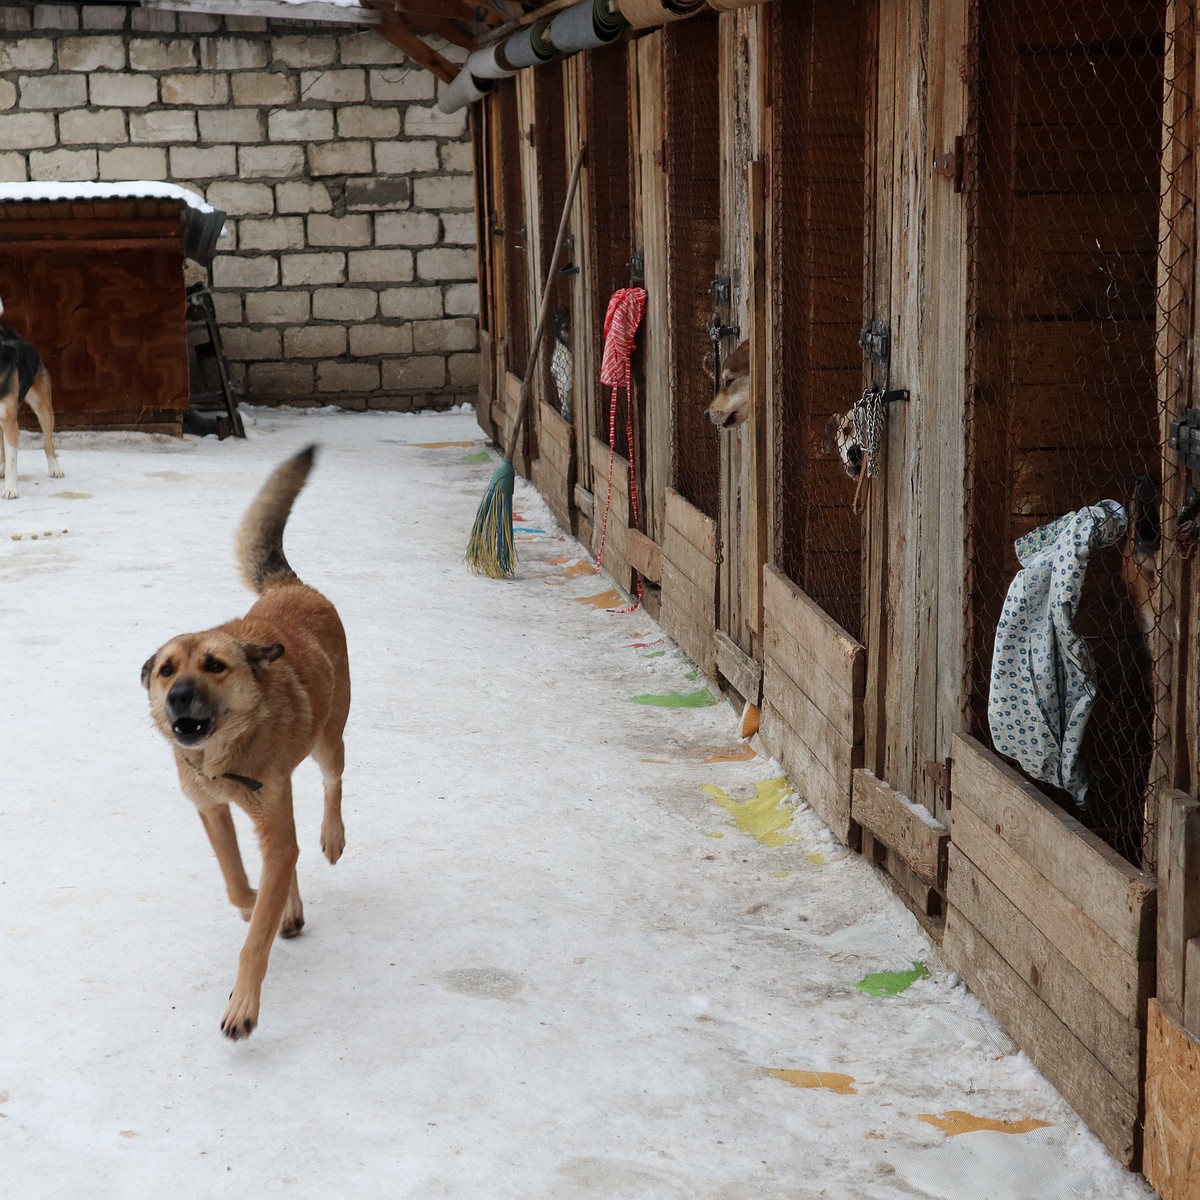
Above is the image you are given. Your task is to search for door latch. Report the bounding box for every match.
[859,320,890,366]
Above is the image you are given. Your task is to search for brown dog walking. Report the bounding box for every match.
[141,446,350,1040]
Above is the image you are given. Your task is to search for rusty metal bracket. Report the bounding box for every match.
[924,758,952,798]
[932,136,964,193]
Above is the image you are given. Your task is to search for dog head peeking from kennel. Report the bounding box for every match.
[823,409,866,480]
[704,340,752,430]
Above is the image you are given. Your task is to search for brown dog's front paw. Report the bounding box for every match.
[221,989,259,1040]
[320,821,345,865]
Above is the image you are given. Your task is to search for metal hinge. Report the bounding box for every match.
[932,136,964,192]
[924,758,952,796]
[627,249,645,285]
[1169,408,1200,471]
[859,320,890,366]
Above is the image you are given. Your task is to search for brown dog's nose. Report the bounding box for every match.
[167,679,197,712]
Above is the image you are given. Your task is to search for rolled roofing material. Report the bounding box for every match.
[615,0,704,28]
[502,20,557,69]
[436,67,495,114]
[707,0,767,8]
[549,0,628,53]
[466,43,516,79]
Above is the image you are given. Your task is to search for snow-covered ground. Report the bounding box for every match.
[0,408,1155,1199]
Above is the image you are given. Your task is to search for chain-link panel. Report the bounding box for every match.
[963,0,1174,865]
[665,14,721,522]
[770,0,868,642]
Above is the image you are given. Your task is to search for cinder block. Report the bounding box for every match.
[59,108,127,145]
[238,217,306,252]
[81,4,126,29]
[128,38,197,71]
[307,213,373,248]
[0,40,52,71]
[283,325,348,358]
[439,141,474,174]
[247,361,314,397]
[207,181,274,216]
[307,140,373,177]
[267,108,334,143]
[442,282,479,317]
[0,112,59,150]
[170,144,238,180]
[210,253,280,290]
[317,361,380,394]
[336,105,400,140]
[281,252,346,287]
[0,79,16,111]
[339,32,402,65]
[348,249,414,284]
[375,211,440,247]
[130,8,175,32]
[245,290,311,324]
[373,140,438,176]
[19,74,88,109]
[198,108,263,144]
[0,152,27,182]
[0,8,31,31]
[130,109,199,144]
[225,16,268,32]
[34,5,81,30]
[176,13,221,33]
[345,176,411,212]
[28,147,97,181]
[379,286,442,320]
[349,324,413,357]
[89,73,158,108]
[211,292,242,325]
[368,66,435,103]
[222,327,282,361]
[231,72,297,107]
[161,73,230,106]
[406,104,465,139]
[448,352,481,388]
[238,144,306,179]
[412,318,477,354]
[58,34,126,71]
[299,68,365,103]
[276,181,332,214]
[311,287,378,321]
[270,35,337,69]
[382,355,446,391]
[200,37,268,71]
[415,247,476,282]
[413,175,474,212]
[97,145,168,180]
[440,213,476,246]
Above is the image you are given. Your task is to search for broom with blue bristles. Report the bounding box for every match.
[466,142,587,578]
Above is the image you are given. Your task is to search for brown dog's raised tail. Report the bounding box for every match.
[234,444,317,594]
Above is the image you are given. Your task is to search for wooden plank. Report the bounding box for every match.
[764,663,860,793]
[763,564,865,698]
[948,845,1141,1093]
[852,769,947,888]
[715,629,762,705]
[761,700,852,844]
[537,399,573,455]
[574,483,594,520]
[952,734,1157,961]
[665,486,717,561]
[1157,789,1200,1025]
[591,435,631,499]
[664,527,717,596]
[763,639,861,748]
[661,559,717,638]
[1145,998,1200,1200]
[626,528,662,584]
[943,909,1140,1167]
[950,802,1150,1020]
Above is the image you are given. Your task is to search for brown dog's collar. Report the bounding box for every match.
[184,757,263,792]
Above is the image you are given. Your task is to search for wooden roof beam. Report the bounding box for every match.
[375,20,458,84]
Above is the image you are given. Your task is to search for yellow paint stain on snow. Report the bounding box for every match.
[772,871,790,879]
[642,757,672,764]
[769,1069,857,1095]
[918,1112,1053,1138]
[807,853,826,865]
[414,440,476,449]
[864,1132,886,1140]
[705,832,725,839]
[702,778,795,847]
[704,743,757,763]
[576,589,624,609]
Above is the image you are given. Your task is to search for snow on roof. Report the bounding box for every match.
[0,180,217,213]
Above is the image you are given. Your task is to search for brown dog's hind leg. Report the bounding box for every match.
[221,792,299,1040]
[313,732,346,865]
[199,805,258,920]
[0,375,19,499]
[25,366,62,480]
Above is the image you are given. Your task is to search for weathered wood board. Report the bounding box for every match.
[661,487,717,679]
[1145,999,1200,1199]
[852,769,947,888]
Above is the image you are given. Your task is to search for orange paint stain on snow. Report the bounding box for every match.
[918,1111,1052,1137]
[768,1070,857,1095]
[704,744,757,763]
[413,441,475,449]
[559,560,597,578]
[576,589,624,609]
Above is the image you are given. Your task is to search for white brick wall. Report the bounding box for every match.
[0,11,478,411]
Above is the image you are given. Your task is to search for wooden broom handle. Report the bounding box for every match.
[505,141,588,463]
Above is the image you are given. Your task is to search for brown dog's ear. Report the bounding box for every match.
[242,642,285,666]
[821,413,842,455]
[140,653,156,690]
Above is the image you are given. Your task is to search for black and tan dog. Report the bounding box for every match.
[0,298,63,499]
[142,446,350,1040]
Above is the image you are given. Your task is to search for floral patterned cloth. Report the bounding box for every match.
[987,499,1127,810]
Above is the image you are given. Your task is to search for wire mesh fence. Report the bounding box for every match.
[665,13,722,523]
[963,0,1174,865]
[769,0,868,643]
[498,78,530,383]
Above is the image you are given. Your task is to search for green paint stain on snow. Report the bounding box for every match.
[630,689,717,708]
[855,961,929,997]
[685,670,699,681]
[462,451,492,463]
[702,778,795,847]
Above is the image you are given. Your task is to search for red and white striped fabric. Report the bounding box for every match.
[596,287,648,611]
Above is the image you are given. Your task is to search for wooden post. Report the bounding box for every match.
[1157,788,1200,1024]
